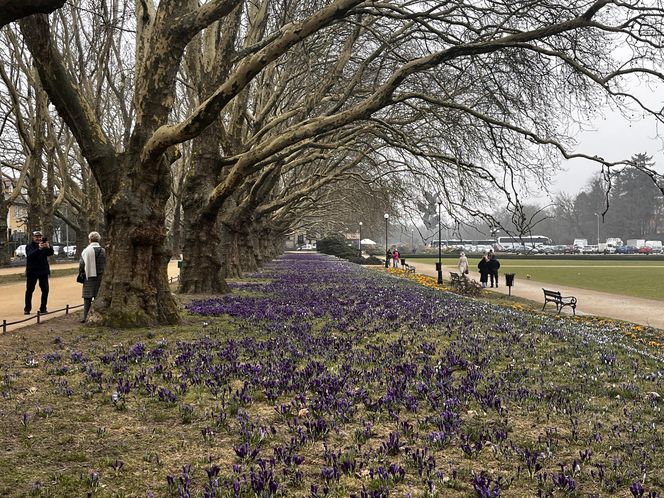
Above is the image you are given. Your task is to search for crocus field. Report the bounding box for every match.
[1,254,663,497]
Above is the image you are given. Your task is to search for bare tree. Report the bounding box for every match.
[15,0,664,326]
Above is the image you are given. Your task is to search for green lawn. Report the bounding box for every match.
[416,257,664,301]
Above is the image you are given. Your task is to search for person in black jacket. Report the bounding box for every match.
[477,254,490,288]
[488,253,501,288]
[24,230,54,314]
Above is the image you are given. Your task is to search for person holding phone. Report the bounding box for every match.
[24,230,54,314]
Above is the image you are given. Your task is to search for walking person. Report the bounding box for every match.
[24,230,54,314]
[488,253,501,288]
[392,248,400,268]
[79,231,106,323]
[458,251,469,275]
[477,253,490,288]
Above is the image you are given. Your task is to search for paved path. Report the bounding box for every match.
[409,261,664,330]
[0,261,180,333]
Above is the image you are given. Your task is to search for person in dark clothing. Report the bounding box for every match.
[24,230,54,314]
[488,253,501,287]
[477,254,490,288]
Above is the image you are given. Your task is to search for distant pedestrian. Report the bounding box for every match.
[79,231,106,323]
[392,248,400,268]
[386,249,392,267]
[488,253,501,288]
[458,252,469,275]
[24,230,54,314]
[477,253,490,288]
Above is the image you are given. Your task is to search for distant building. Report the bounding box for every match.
[3,178,28,241]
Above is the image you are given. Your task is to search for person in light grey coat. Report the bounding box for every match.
[79,231,106,323]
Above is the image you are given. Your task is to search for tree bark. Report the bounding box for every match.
[0,197,9,265]
[0,0,65,28]
[178,212,230,294]
[91,162,179,326]
[178,120,231,294]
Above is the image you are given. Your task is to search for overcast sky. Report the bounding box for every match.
[547,80,664,199]
[550,116,663,196]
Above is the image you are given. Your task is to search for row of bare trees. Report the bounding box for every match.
[2,0,664,326]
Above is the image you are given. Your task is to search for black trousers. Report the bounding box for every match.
[490,271,499,287]
[25,274,49,312]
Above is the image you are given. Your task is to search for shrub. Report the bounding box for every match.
[317,236,383,265]
[317,236,357,259]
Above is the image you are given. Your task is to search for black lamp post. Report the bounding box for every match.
[384,213,389,268]
[358,221,363,256]
[437,201,443,284]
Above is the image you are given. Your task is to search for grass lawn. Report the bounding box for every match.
[416,258,664,301]
[1,253,662,496]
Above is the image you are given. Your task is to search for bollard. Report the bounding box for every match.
[2,320,6,333]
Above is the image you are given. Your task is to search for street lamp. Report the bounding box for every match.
[437,201,443,284]
[594,212,600,245]
[411,229,414,251]
[358,222,363,256]
[384,213,389,268]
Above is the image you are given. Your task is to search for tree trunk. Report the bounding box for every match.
[91,176,180,327]
[178,212,230,294]
[178,122,231,294]
[0,198,9,265]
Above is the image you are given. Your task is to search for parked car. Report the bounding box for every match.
[616,245,637,254]
[14,245,27,258]
[513,245,539,255]
[540,244,565,254]
[639,246,653,254]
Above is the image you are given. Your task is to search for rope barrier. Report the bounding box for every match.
[2,303,83,333]
[2,275,180,333]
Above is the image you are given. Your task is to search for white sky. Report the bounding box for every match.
[550,112,664,197]
[546,72,664,199]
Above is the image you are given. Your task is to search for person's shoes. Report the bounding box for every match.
[80,319,87,323]
[24,311,30,315]
[39,309,48,314]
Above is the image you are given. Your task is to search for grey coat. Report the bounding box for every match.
[80,246,106,299]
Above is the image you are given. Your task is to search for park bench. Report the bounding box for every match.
[542,288,577,315]
[449,271,482,296]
